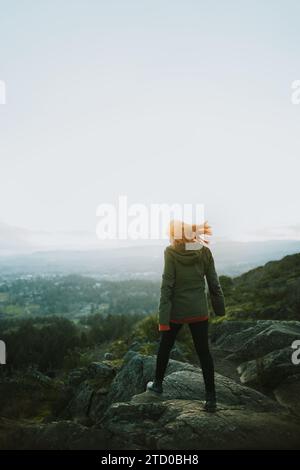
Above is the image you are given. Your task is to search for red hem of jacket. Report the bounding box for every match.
[171,316,208,323]
[159,315,208,331]
[159,324,171,331]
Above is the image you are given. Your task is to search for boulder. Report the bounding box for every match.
[169,344,186,362]
[87,362,115,379]
[210,320,257,344]
[99,399,300,450]
[237,347,300,389]
[103,352,114,360]
[2,351,300,450]
[64,362,116,422]
[274,374,300,417]
[104,353,197,406]
[25,369,53,386]
[103,353,280,413]
[64,383,94,421]
[91,354,300,449]
[68,367,89,386]
[213,321,300,362]
[128,341,142,352]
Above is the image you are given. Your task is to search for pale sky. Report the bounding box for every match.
[0,0,300,246]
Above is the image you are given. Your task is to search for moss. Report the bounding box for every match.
[106,358,124,370]
[210,315,230,325]
[108,339,128,359]
[138,342,157,356]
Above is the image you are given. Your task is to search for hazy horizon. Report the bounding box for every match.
[2,219,300,257]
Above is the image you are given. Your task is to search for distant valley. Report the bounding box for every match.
[1,239,300,279]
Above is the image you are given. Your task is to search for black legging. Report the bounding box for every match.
[155,320,215,394]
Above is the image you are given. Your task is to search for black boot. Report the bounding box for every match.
[203,391,217,413]
[147,380,163,394]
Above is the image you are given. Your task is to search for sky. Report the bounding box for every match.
[0,0,300,249]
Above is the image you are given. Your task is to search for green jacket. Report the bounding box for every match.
[158,244,225,326]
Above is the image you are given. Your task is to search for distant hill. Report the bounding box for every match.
[221,252,300,320]
[1,240,300,279]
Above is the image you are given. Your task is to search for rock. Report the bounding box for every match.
[68,368,89,386]
[64,362,116,422]
[213,321,272,354]
[25,369,53,386]
[213,320,300,362]
[274,374,300,417]
[105,354,197,407]
[169,345,186,362]
[88,387,112,423]
[210,320,256,344]
[104,353,280,413]
[104,352,114,360]
[99,399,300,450]
[152,370,280,411]
[237,347,300,389]
[87,362,115,379]
[123,350,138,363]
[0,418,130,450]
[128,340,159,356]
[2,350,300,450]
[68,362,115,388]
[128,341,141,352]
[22,420,105,449]
[64,383,94,421]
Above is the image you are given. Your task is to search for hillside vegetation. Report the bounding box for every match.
[219,253,300,320]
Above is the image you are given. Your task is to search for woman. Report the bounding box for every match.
[147,220,225,412]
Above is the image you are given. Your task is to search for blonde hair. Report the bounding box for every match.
[168,219,211,247]
[169,220,197,247]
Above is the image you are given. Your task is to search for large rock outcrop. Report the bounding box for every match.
[212,320,300,362]
[64,361,117,423]
[99,399,300,450]
[104,352,280,412]
[95,353,300,450]
[212,319,300,407]
[1,346,300,450]
[237,347,300,388]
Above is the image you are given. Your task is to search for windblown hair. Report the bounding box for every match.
[169,220,199,247]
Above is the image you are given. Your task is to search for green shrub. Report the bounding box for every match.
[132,313,160,342]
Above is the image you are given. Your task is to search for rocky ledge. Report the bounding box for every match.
[1,331,300,450]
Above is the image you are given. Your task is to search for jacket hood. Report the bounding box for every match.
[167,243,206,265]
